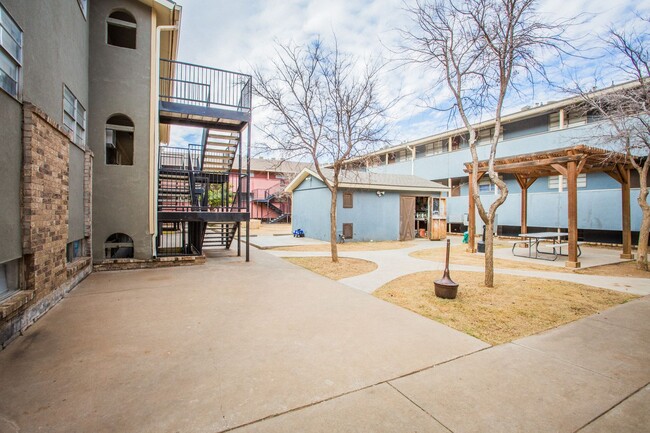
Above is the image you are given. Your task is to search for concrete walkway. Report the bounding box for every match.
[268,239,650,296]
[0,248,647,432]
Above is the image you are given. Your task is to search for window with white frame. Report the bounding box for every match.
[63,86,86,146]
[0,3,22,99]
[478,175,503,193]
[548,173,586,190]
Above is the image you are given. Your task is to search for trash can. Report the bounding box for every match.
[462,231,468,244]
[477,241,485,253]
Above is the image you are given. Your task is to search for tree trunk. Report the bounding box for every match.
[329,188,339,263]
[637,205,649,271]
[484,219,494,287]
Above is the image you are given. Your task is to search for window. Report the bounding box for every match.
[451,134,469,150]
[63,86,86,146]
[478,177,495,193]
[107,10,136,49]
[104,233,134,259]
[548,173,586,190]
[343,192,353,208]
[106,114,134,165]
[0,3,22,98]
[433,140,446,154]
[0,258,20,301]
[478,176,503,194]
[77,0,88,18]
[66,239,85,263]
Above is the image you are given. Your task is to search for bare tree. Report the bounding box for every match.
[253,39,392,262]
[574,21,650,270]
[401,0,570,287]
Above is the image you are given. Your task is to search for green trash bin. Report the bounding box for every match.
[462,231,469,244]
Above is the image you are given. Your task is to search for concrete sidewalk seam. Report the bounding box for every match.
[386,382,454,433]
[572,380,650,433]
[510,341,624,383]
[215,345,491,433]
[215,383,383,433]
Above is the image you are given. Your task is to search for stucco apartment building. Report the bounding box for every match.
[0,0,252,347]
[353,82,647,245]
[232,158,310,222]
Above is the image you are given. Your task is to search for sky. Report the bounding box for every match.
[168,0,648,153]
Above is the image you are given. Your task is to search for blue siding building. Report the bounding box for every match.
[286,169,448,242]
[348,82,647,244]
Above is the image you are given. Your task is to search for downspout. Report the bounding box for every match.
[152,18,179,258]
[409,146,416,175]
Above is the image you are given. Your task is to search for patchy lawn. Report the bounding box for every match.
[275,240,417,252]
[284,257,378,280]
[410,244,564,273]
[374,271,637,345]
[576,260,650,278]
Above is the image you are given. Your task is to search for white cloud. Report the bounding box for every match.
[170,0,644,149]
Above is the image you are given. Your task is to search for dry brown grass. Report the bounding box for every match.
[576,260,650,278]
[275,240,417,252]
[410,244,565,272]
[284,257,378,280]
[374,271,636,345]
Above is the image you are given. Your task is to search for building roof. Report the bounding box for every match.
[347,79,643,163]
[285,168,449,193]
[232,158,312,174]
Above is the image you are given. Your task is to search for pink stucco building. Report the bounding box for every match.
[231,159,310,222]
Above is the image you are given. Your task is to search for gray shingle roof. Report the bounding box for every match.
[328,169,447,189]
[232,158,312,173]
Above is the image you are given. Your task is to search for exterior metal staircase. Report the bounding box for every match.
[203,222,238,249]
[252,186,291,223]
[157,58,252,260]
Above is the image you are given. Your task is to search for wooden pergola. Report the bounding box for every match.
[464,145,634,268]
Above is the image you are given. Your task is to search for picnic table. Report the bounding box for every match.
[511,232,583,261]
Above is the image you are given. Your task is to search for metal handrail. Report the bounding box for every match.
[159,59,252,111]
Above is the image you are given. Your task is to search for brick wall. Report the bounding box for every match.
[0,103,93,348]
[22,103,70,295]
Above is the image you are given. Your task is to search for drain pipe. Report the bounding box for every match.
[152,20,179,258]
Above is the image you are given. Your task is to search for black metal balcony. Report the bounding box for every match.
[159,59,252,129]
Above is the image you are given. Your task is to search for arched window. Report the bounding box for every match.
[106,114,134,165]
[104,233,134,259]
[107,10,136,49]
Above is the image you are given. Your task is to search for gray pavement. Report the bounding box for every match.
[0,247,648,432]
[0,248,486,433]
[268,238,650,296]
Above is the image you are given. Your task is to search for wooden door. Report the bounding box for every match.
[400,196,416,241]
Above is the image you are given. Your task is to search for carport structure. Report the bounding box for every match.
[464,145,634,268]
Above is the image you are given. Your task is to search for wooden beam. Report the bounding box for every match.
[521,185,528,234]
[514,174,536,234]
[576,158,588,174]
[468,172,477,253]
[514,174,527,189]
[605,170,623,184]
[551,163,567,177]
[565,160,580,268]
[621,167,633,259]
[464,155,583,173]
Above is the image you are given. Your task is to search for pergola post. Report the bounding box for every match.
[566,160,580,268]
[468,171,476,253]
[514,175,536,235]
[620,166,633,259]
[521,186,528,234]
